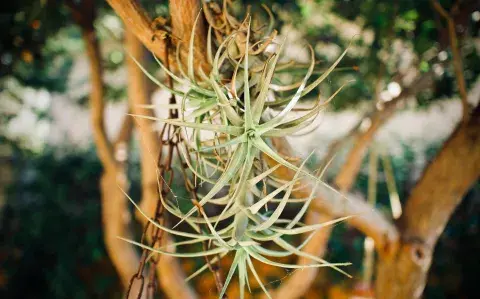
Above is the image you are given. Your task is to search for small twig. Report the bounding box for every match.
[431,0,470,123]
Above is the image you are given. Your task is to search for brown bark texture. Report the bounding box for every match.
[106,0,210,74]
[169,0,210,73]
[106,0,167,60]
[375,104,480,298]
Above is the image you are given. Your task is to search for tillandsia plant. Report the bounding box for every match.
[123,9,353,299]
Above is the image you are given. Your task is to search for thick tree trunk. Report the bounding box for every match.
[375,104,480,298]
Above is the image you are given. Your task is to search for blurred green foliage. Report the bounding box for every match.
[2,0,479,109]
[273,0,480,110]
[0,147,122,298]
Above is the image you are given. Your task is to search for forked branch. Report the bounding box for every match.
[106,0,167,60]
[375,102,480,298]
[107,0,210,74]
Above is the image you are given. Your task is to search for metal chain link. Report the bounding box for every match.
[125,123,171,299]
[126,22,225,298]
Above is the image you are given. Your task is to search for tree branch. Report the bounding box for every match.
[403,104,480,253]
[169,0,209,71]
[431,0,470,122]
[100,169,139,289]
[106,0,166,60]
[375,102,480,298]
[115,111,134,146]
[267,66,433,299]
[67,0,144,292]
[335,73,433,190]
[82,26,117,172]
[124,30,161,228]
[106,0,210,75]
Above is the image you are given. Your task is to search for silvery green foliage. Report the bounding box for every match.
[124,17,351,298]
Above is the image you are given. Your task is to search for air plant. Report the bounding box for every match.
[122,10,352,299]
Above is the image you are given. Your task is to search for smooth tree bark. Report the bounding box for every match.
[106,0,166,60]
[375,103,480,298]
[67,0,143,293]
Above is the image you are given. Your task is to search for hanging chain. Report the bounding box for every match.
[125,18,173,299]
[175,127,226,297]
[125,119,177,299]
[126,19,224,299]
